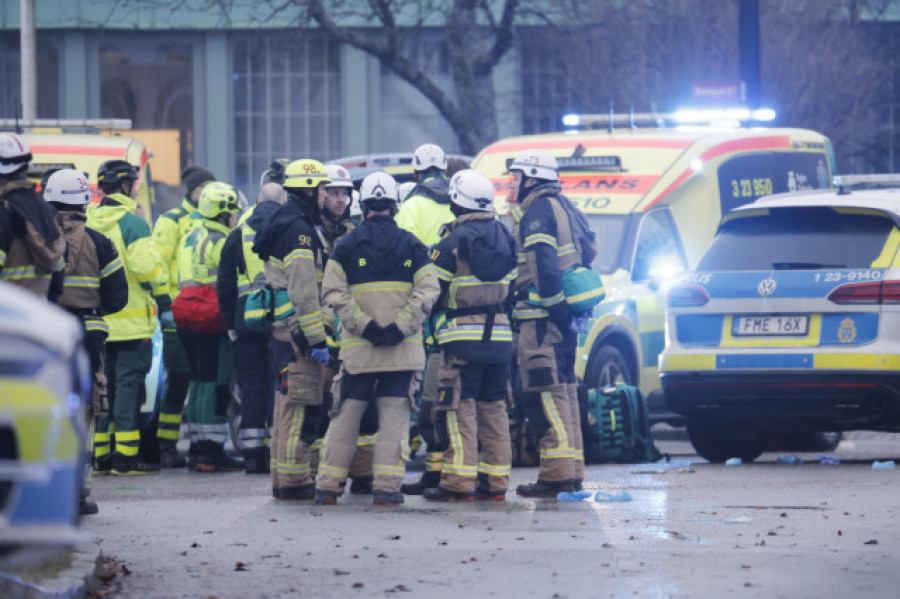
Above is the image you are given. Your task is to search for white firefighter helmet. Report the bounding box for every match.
[0,132,32,176]
[509,149,559,182]
[412,143,448,172]
[449,169,495,212]
[325,164,354,189]
[397,181,416,203]
[43,169,91,205]
[359,171,399,205]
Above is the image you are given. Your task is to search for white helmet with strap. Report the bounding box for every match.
[325,164,354,189]
[449,169,495,212]
[359,171,399,205]
[509,149,559,182]
[43,169,91,205]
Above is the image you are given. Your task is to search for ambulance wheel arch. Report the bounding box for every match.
[582,326,639,390]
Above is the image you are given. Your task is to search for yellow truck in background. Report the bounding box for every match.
[472,118,836,424]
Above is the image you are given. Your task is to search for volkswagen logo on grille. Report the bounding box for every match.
[758,278,776,297]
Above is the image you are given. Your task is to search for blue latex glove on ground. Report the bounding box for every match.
[160,310,176,330]
[311,347,330,367]
[569,312,591,335]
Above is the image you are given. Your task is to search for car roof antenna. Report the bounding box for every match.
[609,97,614,133]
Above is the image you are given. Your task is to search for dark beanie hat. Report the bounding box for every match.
[182,165,216,194]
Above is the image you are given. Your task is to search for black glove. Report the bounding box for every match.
[362,320,385,346]
[381,322,405,347]
[545,301,573,332]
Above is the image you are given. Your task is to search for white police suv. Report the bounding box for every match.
[660,175,900,462]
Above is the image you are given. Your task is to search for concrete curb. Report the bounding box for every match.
[0,542,103,599]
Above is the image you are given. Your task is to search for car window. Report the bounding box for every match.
[631,210,686,281]
[586,214,628,274]
[698,207,895,271]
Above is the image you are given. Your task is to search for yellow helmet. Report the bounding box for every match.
[283,159,330,189]
[198,181,239,219]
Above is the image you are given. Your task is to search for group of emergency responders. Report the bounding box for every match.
[0,132,593,509]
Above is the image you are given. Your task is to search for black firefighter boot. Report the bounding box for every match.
[515,479,575,498]
[400,469,441,495]
[195,441,244,472]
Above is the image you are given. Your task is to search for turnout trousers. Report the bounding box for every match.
[269,325,322,491]
[316,370,413,495]
[309,361,377,480]
[518,319,583,484]
[434,356,511,494]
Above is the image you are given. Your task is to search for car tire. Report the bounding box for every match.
[686,416,768,463]
[782,430,842,452]
[586,344,634,388]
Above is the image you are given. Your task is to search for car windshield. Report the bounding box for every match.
[697,207,895,271]
[586,214,629,274]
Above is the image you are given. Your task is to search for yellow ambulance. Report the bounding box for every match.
[24,130,157,226]
[472,118,836,423]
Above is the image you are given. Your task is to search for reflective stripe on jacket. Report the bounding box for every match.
[152,198,199,299]
[176,217,231,289]
[322,214,439,374]
[510,186,579,321]
[87,193,168,341]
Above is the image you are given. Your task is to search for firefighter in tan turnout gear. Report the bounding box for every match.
[252,159,332,500]
[44,168,129,514]
[0,132,66,300]
[509,149,585,497]
[309,164,378,495]
[421,169,517,502]
[315,171,439,506]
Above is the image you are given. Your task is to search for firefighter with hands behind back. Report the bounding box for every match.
[315,171,439,506]
[422,169,517,502]
[217,168,287,474]
[508,149,587,497]
[252,159,332,501]
[87,159,170,476]
[44,168,129,514]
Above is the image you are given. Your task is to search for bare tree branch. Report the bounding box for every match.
[473,0,518,75]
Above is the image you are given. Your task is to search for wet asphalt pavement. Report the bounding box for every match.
[82,431,900,598]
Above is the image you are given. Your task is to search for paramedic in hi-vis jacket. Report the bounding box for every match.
[508,149,584,498]
[315,172,439,506]
[422,169,517,502]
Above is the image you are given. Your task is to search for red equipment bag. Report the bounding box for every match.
[171,285,227,334]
